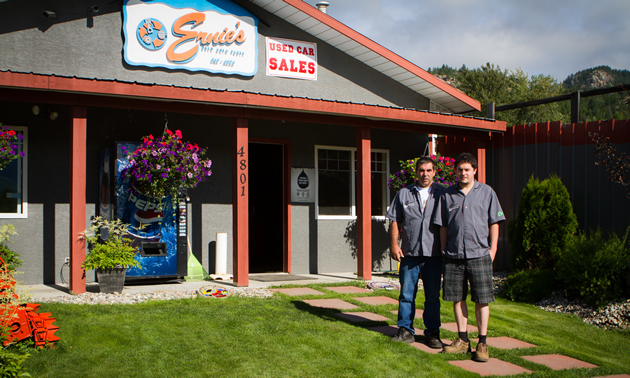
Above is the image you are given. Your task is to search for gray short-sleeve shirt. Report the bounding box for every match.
[386,183,444,257]
[432,181,505,259]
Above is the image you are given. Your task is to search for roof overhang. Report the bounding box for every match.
[0,71,505,136]
[245,0,480,114]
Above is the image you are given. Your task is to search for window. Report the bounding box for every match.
[0,127,27,218]
[316,146,389,219]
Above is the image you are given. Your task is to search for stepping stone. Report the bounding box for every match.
[367,325,423,337]
[441,322,478,333]
[336,312,390,322]
[269,288,325,296]
[303,298,358,310]
[521,354,598,370]
[353,296,398,306]
[410,340,448,354]
[389,309,423,317]
[449,358,532,376]
[391,310,398,315]
[325,286,372,294]
[472,336,536,350]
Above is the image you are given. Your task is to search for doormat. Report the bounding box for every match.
[250,274,316,282]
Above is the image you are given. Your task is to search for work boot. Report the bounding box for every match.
[390,327,414,343]
[442,338,471,354]
[473,342,490,362]
[424,330,443,349]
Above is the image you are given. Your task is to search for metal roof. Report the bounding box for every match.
[249,0,480,114]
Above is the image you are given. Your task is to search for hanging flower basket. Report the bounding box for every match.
[120,129,213,200]
[0,125,24,171]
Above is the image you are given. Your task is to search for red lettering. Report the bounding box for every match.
[299,61,306,73]
[288,45,294,53]
[269,57,277,70]
[282,44,287,52]
[270,44,276,51]
[289,60,298,72]
[297,47,302,54]
[308,48,314,56]
[308,62,315,74]
[278,59,288,71]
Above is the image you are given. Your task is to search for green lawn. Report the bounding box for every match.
[21,282,630,377]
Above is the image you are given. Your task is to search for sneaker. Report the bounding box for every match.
[473,342,489,362]
[424,331,443,349]
[390,327,414,343]
[442,338,471,354]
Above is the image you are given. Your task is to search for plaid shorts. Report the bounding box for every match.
[442,254,494,304]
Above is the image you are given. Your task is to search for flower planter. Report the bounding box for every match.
[96,267,127,294]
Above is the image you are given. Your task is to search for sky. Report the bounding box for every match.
[303,0,630,82]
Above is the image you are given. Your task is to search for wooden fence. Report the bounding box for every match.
[437,119,630,272]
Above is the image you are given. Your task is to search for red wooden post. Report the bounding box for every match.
[356,127,372,280]
[233,118,249,286]
[476,140,486,184]
[70,106,87,294]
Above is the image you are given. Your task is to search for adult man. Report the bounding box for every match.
[432,152,505,362]
[386,156,444,349]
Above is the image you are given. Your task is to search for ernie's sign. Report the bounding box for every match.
[266,37,317,80]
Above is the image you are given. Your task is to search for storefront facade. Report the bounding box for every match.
[0,0,505,291]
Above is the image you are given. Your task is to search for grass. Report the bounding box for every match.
[19,281,630,377]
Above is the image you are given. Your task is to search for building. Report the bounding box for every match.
[0,0,505,292]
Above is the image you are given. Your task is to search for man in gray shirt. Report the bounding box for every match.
[386,156,444,349]
[432,152,505,362]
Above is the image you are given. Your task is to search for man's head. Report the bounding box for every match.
[415,157,436,188]
[454,153,477,186]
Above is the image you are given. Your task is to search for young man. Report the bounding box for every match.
[386,157,444,349]
[432,152,505,362]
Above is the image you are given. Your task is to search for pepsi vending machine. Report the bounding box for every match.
[99,143,188,281]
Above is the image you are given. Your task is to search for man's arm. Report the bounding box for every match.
[489,223,499,261]
[440,226,448,253]
[390,221,404,262]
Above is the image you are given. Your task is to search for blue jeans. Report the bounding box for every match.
[397,256,442,335]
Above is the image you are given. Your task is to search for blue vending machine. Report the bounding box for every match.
[99,143,188,281]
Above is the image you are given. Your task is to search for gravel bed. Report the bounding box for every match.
[35,287,274,305]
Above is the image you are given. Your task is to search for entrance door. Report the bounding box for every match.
[248,143,284,273]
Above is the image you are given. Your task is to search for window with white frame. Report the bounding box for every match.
[316,146,389,219]
[0,127,27,218]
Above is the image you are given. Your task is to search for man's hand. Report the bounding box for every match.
[390,244,404,262]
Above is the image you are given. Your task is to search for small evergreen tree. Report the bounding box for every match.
[508,175,578,270]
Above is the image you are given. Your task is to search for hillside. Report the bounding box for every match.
[429,64,630,123]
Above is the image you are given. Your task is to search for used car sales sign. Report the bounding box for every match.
[123,0,258,76]
[266,37,318,80]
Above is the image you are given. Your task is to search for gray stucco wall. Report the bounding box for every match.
[0,1,430,110]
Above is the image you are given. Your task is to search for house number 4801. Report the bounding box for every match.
[237,146,247,196]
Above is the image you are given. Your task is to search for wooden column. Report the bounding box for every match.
[233,118,249,286]
[356,127,372,280]
[70,106,87,294]
[476,140,487,184]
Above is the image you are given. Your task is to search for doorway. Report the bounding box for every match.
[248,143,284,273]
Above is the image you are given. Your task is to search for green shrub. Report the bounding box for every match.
[502,268,559,303]
[0,347,31,377]
[557,228,630,308]
[508,174,578,270]
[0,224,21,271]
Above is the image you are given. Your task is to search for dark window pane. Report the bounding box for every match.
[318,171,351,215]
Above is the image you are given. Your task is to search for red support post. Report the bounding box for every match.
[69,106,87,294]
[233,119,249,286]
[476,140,487,184]
[356,127,372,280]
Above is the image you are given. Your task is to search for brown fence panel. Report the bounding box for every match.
[437,119,630,272]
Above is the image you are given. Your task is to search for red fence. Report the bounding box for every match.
[437,119,630,271]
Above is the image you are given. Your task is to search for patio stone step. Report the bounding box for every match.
[522,354,598,370]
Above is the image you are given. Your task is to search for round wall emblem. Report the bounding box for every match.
[137,18,167,50]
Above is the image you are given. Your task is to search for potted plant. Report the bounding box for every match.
[120,129,213,201]
[388,153,458,191]
[79,217,142,294]
[0,124,25,171]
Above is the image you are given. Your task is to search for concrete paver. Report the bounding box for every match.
[324,286,372,294]
[335,312,390,322]
[471,336,536,350]
[449,358,532,376]
[441,322,478,333]
[522,354,598,370]
[268,288,325,296]
[303,298,358,310]
[410,340,447,354]
[353,296,398,306]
